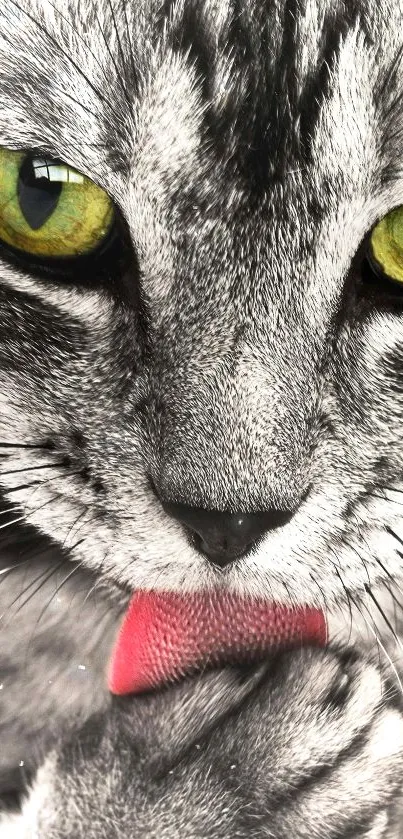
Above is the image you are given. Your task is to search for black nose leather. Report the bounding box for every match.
[162,502,294,568]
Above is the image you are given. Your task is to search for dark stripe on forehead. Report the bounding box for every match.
[376,43,403,187]
[158,0,367,191]
[299,0,365,162]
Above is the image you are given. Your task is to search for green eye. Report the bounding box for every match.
[370,206,403,284]
[0,147,114,259]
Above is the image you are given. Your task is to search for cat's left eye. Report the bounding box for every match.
[369,206,403,284]
[0,147,115,260]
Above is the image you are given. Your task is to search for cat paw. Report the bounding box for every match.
[132,647,403,837]
[225,647,403,838]
[16,648,403,839]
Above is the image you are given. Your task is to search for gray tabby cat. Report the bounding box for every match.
[1,0,403,835]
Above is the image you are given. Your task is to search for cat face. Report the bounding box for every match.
[0,0,402,616]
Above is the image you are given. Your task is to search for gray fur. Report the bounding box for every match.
[5,648,403,838]
[1,0,403,835]
[1,0,403,604]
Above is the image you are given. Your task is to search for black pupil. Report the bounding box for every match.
[18,156,62,231]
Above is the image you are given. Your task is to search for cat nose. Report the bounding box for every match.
[162,502,294,569]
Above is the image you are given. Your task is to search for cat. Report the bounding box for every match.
[1,0,403,835]
[5,649,403,839]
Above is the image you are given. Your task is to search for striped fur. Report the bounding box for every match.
[1,0,403,835]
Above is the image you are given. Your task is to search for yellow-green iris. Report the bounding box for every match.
[0,147,114,258]
[370,206,403,283]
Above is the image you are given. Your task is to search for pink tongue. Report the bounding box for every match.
[108,590,327,695]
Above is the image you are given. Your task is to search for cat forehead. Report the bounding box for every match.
[0,0,402,216]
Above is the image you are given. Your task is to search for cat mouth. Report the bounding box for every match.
[107,590,327,695]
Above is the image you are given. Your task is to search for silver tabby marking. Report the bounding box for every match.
[1,0,403,836]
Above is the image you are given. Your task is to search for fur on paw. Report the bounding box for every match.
[13,649,403,838]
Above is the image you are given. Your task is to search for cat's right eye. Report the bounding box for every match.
[0,147,115,261]
[369,206,403,285]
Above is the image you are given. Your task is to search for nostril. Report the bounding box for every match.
[162,502,296,569]
[191,532,255,569]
